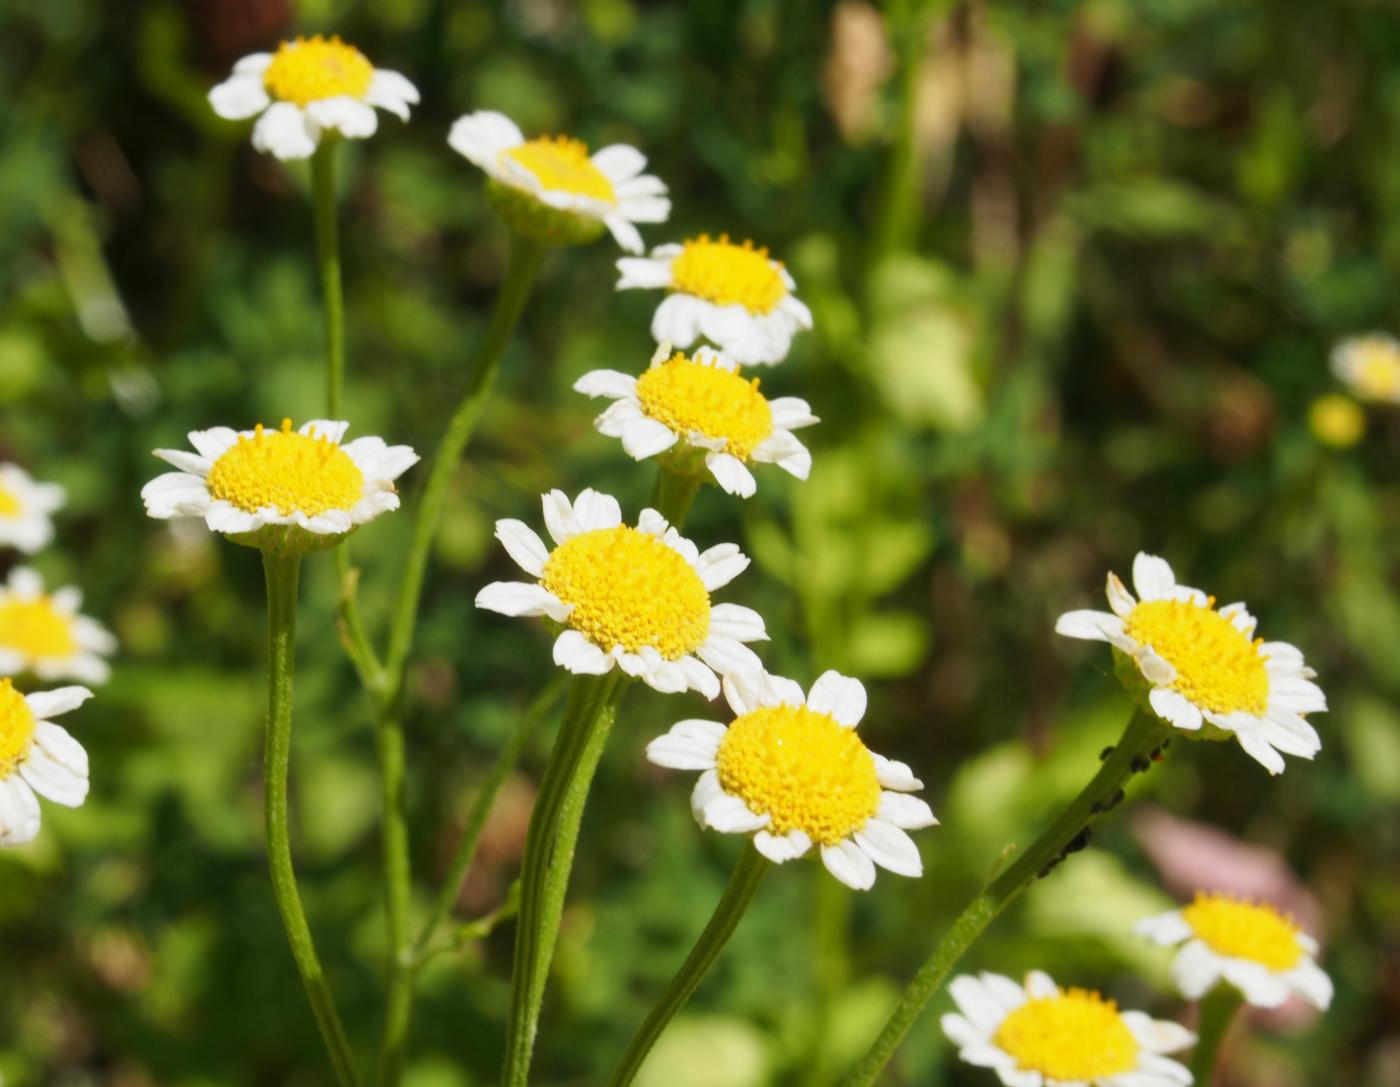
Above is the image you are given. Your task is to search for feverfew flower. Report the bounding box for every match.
[142,419,418,555]
[646,669,935,890]
[1055,553,1325,775]
[1136,892,1333,1010]
[1331,333,1400,403]
[575,345,817,498]
[448,110,669,252]
[0,463,65,554]
[616,234,813,366]
[475,489,765,699]
[208,35,419,161]
[0,679,92,847]
[0,568,115,685]
[942,970,1195,1087]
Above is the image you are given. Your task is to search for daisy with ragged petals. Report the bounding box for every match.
[0,679,92,847]
[1331,333,1400,404]
[574,345,817,498]
[1055,553,1325,775]
[0,568,115,685]
[208,35,419,161]
[142,418,418,554]
[646,669,936,890]
[475,489,764,699]
[1136,892,1332,1010]
[0,463,65,554]
[447,111,669,253]
[616,234,813,366]
[942,970,1195,1087]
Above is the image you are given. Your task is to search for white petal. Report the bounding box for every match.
[702,792,770,833]
[32,720,89,777]
[694,543,749,591]
[1221,957,1291,1007]
[1023,970,1059,999]
[806,670,867,727]
[573,369,638,399]
[19,745,88,807]
[753,828,812,863]
[604,215,646,255]
[0,777,41,846]
[552,629,612,675]
[495,519,550,578]
[766,397,819,430]
[591,144,647,182]
[1149,687,1204,731]
[1133,910,1192,946]
[696,636,763,679]
[939,1012,986,1050]
[1136,646,1178,686]
[1122,1011,1197,1055]
[473,581,570,621]
[873,753,923,791]
[877,791,937,829]
[708,603,767,643]
[646,720,726,770]
[749,430,811,481]
[854,820,922,877]
[447,110,524,169]
[208,73,270,120]
[365,69,420,115]
[24,687,93,721]
[949,974,1010,1033]
[1171,940,1222,1000]
[821,839,876,890]
[651,293,708,349]
[676,655,722,700]
[1133,553,1177,601]
[1287,958,1333,1010]
[1234,727,1288,775]
[689,769,723,826]
[705,453,756,497]
[252,101,318,160]
[620,417,679,460]
[1106,571,1137,617]
[615,256,674,290]
[1054,609,1119,642]
[572,489,623,532]
[541,489,581,545]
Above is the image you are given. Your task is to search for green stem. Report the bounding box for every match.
[838,710,1172,1087]
[261,553,362,1087]
[502,672,626,1087]
[311,140,345,419]
[607,847,771,1087]
[1189,986,1244,1086]
[375,696,412,1087]
[649,460,704,527]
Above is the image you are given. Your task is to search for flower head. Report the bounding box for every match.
[1056,552,1325,774]
[208,36,419,161]
[1331,333,1400,403]
[0,463,65,554]
[646,669,935,889]
[1308,393,1364,448]
[616,234,813,366]
[1136,891,1332,1010]
[942,970,1195,1087]
[574,345,817,498]
[475,489,765,698]
[0,568,115,685]
[0,678,92,847]
[447,111,669,252]
[142,419,418,555]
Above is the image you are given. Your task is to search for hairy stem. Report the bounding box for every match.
[311,140,345,419]
[1189,986,1243,1086]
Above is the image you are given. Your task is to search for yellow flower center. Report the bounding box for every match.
[0,484,20,517]
[670,234,788,315]
[503,136,616,203]
[1124,597,1269,716]
[1182,892,1303,970]
[715,704,880,845]
[0,678,36,777]
[0,596,77,660]
[1351,340,1400,399]
[206,419,365,518]
[634,352,774,459]
[994,988,1140,1081]
[541,525,710,659]
[262,35,374,107]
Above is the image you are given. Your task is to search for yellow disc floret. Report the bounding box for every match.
[0,484,20,518]
[715,704,881,845]
[0,678,36,777]
[1182,892,1303,971]
[206,420,365,518]
[504,136,616,203]
[635,352,774,459]
[670,235,788,314]
[0,596,77,660]
[1124,597,1269,716]
[263,35,374,107]
[541,526,710,659]
[994,988,1139,1081]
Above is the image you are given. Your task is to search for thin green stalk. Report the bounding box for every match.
[1189,986,1244,1086]
[839,710,1172,1087]
[502,672,626,1087]
[311,140,345,419]
[649,460,704,527]
[375,696,412,1087]
[607,847,772,1087]
[261,552,362,1087]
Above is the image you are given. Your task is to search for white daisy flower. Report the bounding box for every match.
[447,110,669,253]
[142,418,418,554]
[574,345,818,498]
[0,568,115,685]
[475,489,765,699]
[1331,333,1400,404]
[208,35,419,161]
[1055,552,1325,775]
[1136,892,1333,1010]
[942,969,1196,1087]
[0,678,92,847]
[645,669,936,890]
[616,234,813,366]
[0,463,65,554]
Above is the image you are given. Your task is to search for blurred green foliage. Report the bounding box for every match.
[2,0,1399,1084]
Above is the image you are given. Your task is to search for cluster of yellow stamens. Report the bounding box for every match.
[541,526,710,659]
[670,234,788,314]
[0,484,20,517]
[262,35,374,107]
[0,595,76,660]
[1124,596,1269,716]
[0,678,36,777]
[1182,892,1303,970]
[715,704,880,845]
[206,419,364,517]
[505,136,616,203]
[634,352,774,459]
[993,987,1139,1080]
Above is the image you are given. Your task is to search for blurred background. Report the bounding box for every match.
[3,0,1399,1083]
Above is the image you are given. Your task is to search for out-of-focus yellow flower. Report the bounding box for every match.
[1308,394,1364,448]
[1331,333,1400,403]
